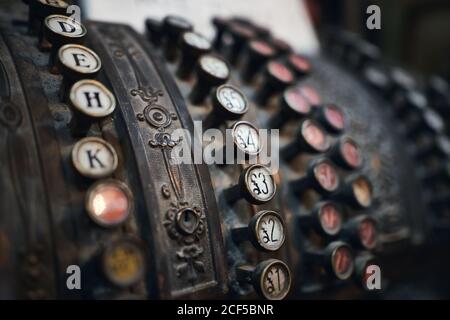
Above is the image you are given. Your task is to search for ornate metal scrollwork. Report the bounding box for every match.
[163,202,206,245]
[175,244,205,282]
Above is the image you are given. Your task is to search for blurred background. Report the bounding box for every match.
[307,0,450,79]
[82,0,450,80]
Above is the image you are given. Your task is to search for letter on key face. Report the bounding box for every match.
[59,45,101,74]
[72,137,118,179]
[70,80,116,117]
[46,15,85,36]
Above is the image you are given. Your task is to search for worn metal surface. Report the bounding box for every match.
[0,0,447,300]
[170,44,427,297]
[0,3,226,299]
[87,22,227,299]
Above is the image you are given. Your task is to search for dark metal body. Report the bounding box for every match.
[1,1,449,299]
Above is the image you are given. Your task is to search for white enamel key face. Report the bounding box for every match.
[261,261,291,300]
[255,211,284,251]
[70,80,116,117]
[45,15,86,38]
[246,166,275,203]
[233,122,261,155]
[166,15,191,29]
[72,137,118,178]
[59,44,101,74]
[184,31,211,50]
[217,85,247,114]
[200,55,229,79]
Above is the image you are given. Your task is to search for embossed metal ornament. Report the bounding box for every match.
[164,202,206,244]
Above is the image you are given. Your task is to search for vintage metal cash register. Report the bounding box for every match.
[0,0,449,300]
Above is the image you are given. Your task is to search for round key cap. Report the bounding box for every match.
[329,136,363,170]
[189,54,230,105]
[236,259,291,300]
[286,54,311,78]
[316,202,342,236]
[44,15,86,42]
[310,201,343,236]
[85,180,133,228]
[228,121,262,160]
[224,164,276,205]
[268,87,312,129]
[281,119,330,161]
[69,80,116,118]
[313,104,346,134]
[44,15,87,70]
[203,84,248,128]
[250,211,285,251]
[333,174,373,209]
[391,67,417,97]
[297,85,322,108]
[291,157,340,196]
[240,40,276,83]
[298,201,343,237]
[363,64,394,98]
[199,55,230,82]
[344,215,378,250]
[232,210,286,251]
[58,44,101,77]
[68,79,116,136]
[326,241,354,280]
[72,137,118,179]
[255,61,294,106]
[350,175,373,209]
[305,241,355,280]
[102,238,145,287]
[176,31,212,79]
